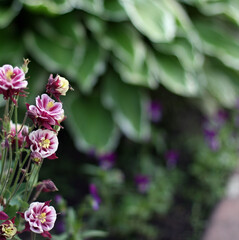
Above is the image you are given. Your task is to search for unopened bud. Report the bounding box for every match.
[37,179,58,192]
[30,152,42,165]
[21,58,30,74]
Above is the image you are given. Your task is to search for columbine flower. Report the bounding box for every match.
[36,180,58,193]
[0,218,17,240]
[46,74,70,101]
[148,100,162,122]
[0,64,27,104]
[28,129,59,160]
[165,150,179,168]
[9,121,29,148]
[89,184,101,211]
[98,152,116,170]
[23,201,57,238]
[134,174,150,194]
[26,94,64,130]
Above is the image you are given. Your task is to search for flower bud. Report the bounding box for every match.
[30,152,42,165]
[36,179,58,193]
[46,74,71,101]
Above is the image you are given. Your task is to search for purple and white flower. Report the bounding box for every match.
[27,94,64,130]
[28,129,58,160]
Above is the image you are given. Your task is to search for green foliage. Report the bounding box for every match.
[1,0,239,239]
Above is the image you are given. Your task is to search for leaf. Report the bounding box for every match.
[0,1,22,29]
[154,37,204,71]
[154,53,200,96]
[101,71,150,141]
[104,24,158,88]
[73,0,104,15]
[64,93,119,153]
[204,60,239,107]
[195,19,239,70]
[81,230,108,238]
[72,39,106,93]
[23,31,75,73]
[120,0,176,42]
[20,0,73,15]
[103,0,127,21]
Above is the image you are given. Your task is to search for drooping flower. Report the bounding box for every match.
[26,94,64,130]
[97,152,116,170]
[0,64,27,104]
[36,179,58,193]
[9,121,29,148]
[134,174,150,194]
[148,100,162,122]
[30,151,42,164]
[23,201,57,238]
[28,129,59,159]
[0,218,17,240]
[89,184,101,211]
[165,150,179,168]
[46,74,70,101]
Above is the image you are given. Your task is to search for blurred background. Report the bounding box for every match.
[1,0,239,239]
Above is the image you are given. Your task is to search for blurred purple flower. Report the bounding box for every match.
[55,218,65,234]
[54,194,63,204]
[214,109,229,127]
[165,150,179,168]
[148,100,162,122]
[134,174,150,194]
[203,127,220,151]
[98,152,116,170]
[89,184,101,211]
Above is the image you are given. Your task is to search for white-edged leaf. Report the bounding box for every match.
[20,0,73,14]
[102,71,150,141]
[154,53,200,96]
[64,93,119,154]
[120,0,176,42]
[195,19,239,70]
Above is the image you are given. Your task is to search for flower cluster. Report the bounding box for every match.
[0,61,70,239]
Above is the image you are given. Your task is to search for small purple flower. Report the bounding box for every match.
[148,100,162,122]
[165,150,179,168]
[55,218,65,234]
[134,174,150,194]
[89,184,101,211]
[98,152,116,170]
[54,195,63,204]
[214,109,228,127]
[203,127,220,151]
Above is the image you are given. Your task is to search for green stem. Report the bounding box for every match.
[0,148,8,193]
[0,142,13,197]
[26,162,42,203]
[5,157,31,208]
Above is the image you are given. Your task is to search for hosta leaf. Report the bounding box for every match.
[205,60,239,107]
[103,0,127,21]
[23,31,75,73]
[154,37,204,71]
[72,0,104,15]
[34,14,85,46]
[104,24,157,88]
[102,71,150,141]
[72,39,106,93]
[154,53,200,96]
[120,0,176,42]
[195,19,239,70]
[20,0,73,15]
[0,1,22,28]
[64,93,119,153]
